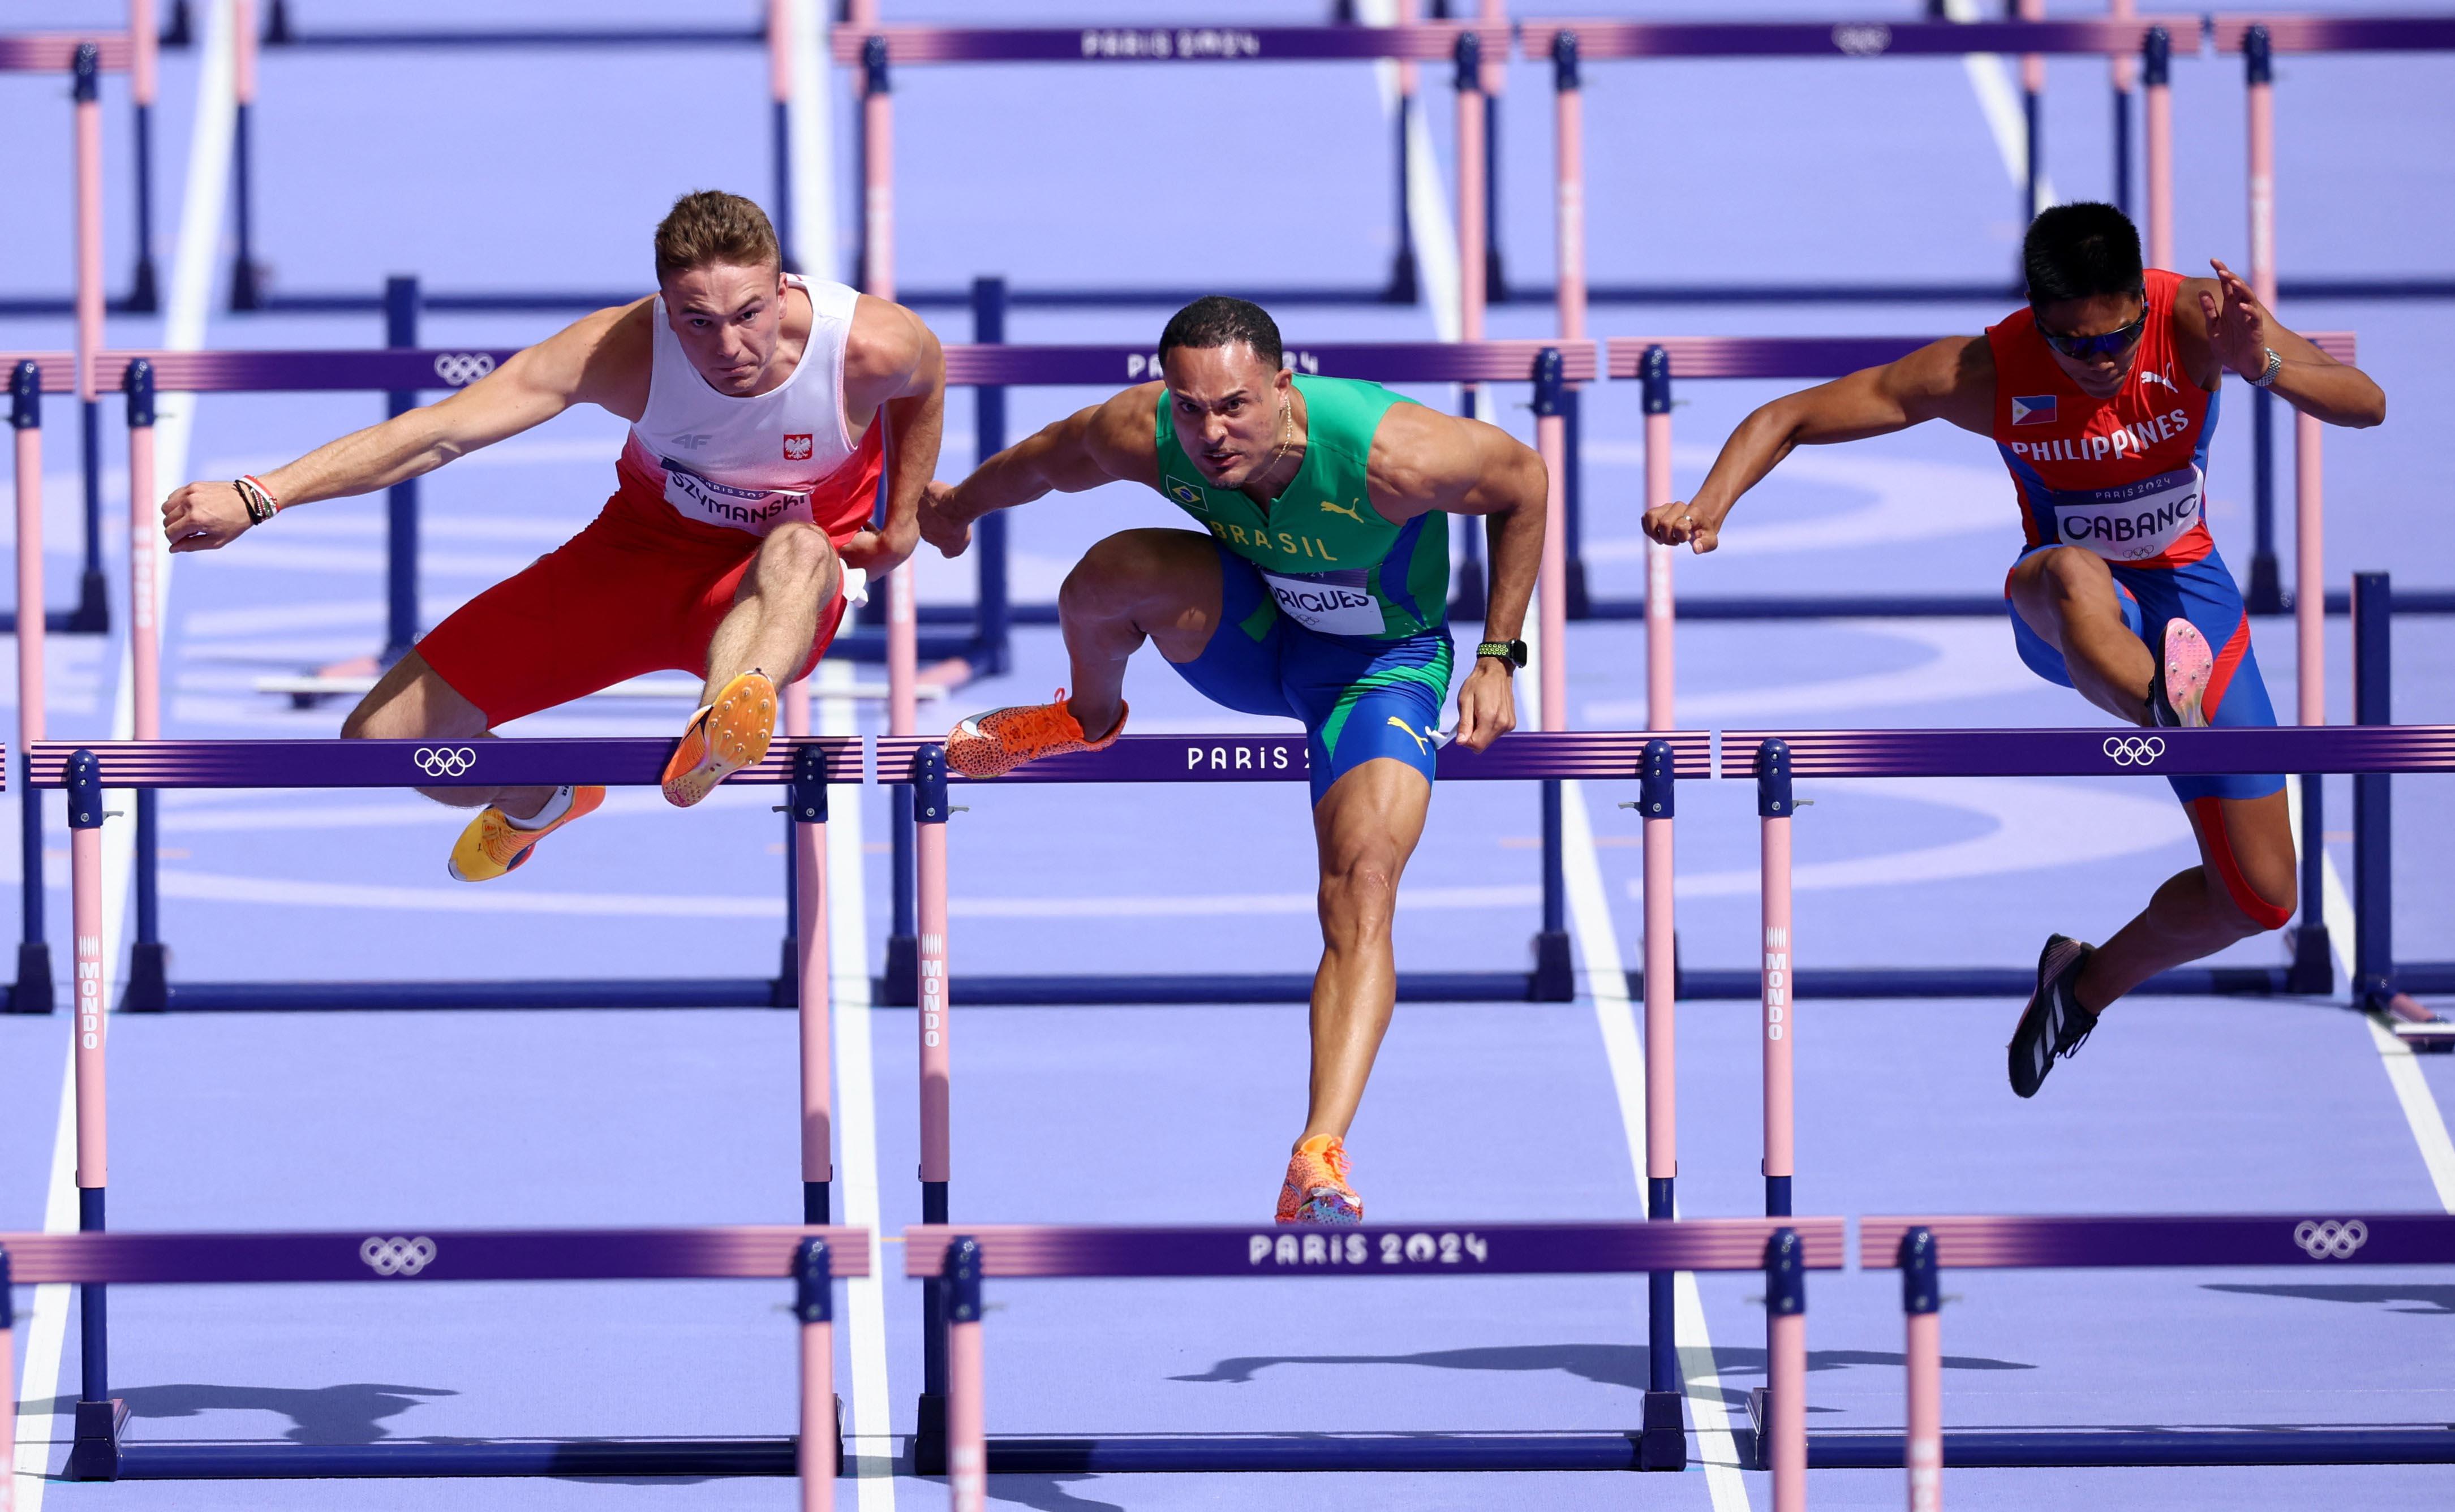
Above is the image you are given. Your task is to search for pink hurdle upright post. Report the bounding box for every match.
[1756,740,1795,1218]
[1552,32,1585,347]
[74,45,104,408]
[12,365,44,749]
[65,752,122,1478]
[2108,0,2135,215]
[2295,415,2323,729]
[913,746,957,1467]
[2018,0,2046,221]
[768,0,794,264]
[126,363,159,740]
[1636,740,1686,1471]
[1900,1227,1943,1512]
[1764,1229,1807,1512]
[853,35,918,738]
[943,1236,986,1512]
[1455,31,1486,348]
[2142,27,2173,272]
[2245,27,2276,312]
[793,1237,839,1509]
[231,0,262,308]
[790,747,835,1225]
[130,0,160,307]
[1534,351,1568,730]
[1640,347,1674,731]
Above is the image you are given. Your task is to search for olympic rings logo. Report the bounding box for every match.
[360,1235,438,1276]
[2103,735,2166,767]
[2294,1220,2367,1260]
[432,352,496,387]
[1832,23,1893,55]
[413,747,479,777]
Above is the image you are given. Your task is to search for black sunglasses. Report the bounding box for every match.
[2037,291,2148,360]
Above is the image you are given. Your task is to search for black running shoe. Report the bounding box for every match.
[2007,934,2099,1099]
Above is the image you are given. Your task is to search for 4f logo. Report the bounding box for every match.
[673,433,713,451]
[783,434,814,462]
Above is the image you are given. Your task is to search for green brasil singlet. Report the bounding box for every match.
[1152,374,1451,641]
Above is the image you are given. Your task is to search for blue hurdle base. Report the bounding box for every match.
[114,1437,799,1478]
[143,978,786,1011]
[973,1425,2455,1474]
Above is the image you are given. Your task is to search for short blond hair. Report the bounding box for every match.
[653,191,781,283]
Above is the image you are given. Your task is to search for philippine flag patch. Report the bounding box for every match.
[2010,395,2058,427]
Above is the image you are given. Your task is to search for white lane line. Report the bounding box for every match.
[2286,782,2455,1211]
[1942,0,2058,209]
[819,661,896,1506]
[14,4,238,1504]
[1561,779,1748,1507]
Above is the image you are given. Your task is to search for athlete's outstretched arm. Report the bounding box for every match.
[161,301,644,553]
[1370,403,1547,751]
[842,296,947,574]
[917,384,1160,558]
[2189,260,2386,429]
[1644,336,1996,554]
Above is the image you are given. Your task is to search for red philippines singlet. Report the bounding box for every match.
[1985,269,2217,568]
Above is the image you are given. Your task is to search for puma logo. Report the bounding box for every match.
[1386,716,1431,755]
[1318,498,1368,524]
[2140,368,2180,393]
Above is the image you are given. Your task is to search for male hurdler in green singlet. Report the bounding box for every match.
[919,297,1548,1225]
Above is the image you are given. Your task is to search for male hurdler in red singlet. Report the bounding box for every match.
[1643,203,2385,1098]
[161,191,944,878]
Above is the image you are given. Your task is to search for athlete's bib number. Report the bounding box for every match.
[2052,465,2204,563]
[1261,568,1383,636]
[661,458,814,536]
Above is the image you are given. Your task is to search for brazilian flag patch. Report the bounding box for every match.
[1162,475,1207,511]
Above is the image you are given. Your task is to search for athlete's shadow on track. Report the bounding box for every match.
[85,1381,459,1443]
[2204,1282,2455,1316]
[1175,1343,2032,1409]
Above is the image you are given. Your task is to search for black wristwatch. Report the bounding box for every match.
[1476,639,1528,669]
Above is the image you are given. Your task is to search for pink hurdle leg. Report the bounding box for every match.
[2143,28,2174,271]
[1900,1227,1942,1512]
[1552,35,1584,344]
[74,57,104,410]
[1536,407,1567,731]
[1635,741,1685,1467]
[127,381,159,741]
[1455,37,1485,346]
[1,1293,14,1512]
[792,749,833,1224]
[793,1237,837,1508]
[1760,791,1795,1217]
[2246,36,2276,311]
[72,817,106,1190]
[1641,361,1673,732]
[1765,1230,1807,1512]
[943,1238,985,1512]
[13,395,43,748]
[2294,415,2323,728]
[861,42,894,301]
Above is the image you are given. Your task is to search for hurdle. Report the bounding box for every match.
[0,10,160,317]
[2342,572,2455,1045]
[905,1218,1842,1487]
[223,0,811,312]
[2213,18,2455,612]
[32,735,860,1474]
[833,13,1508,311]
[0,1225,862,1487]
[1524,13,2191,309]
[0,38,126,637]
[1858,1212,2455,1469]
[877,729,1713,1468]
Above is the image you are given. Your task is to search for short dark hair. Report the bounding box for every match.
[1158,296,1284,371]
[655,190,781,283]
[2023,202,2145,308]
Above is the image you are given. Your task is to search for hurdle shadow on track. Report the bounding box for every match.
[31,1381,459,1444]
[2204,1282,2455,1316]
[1172,1342,2033,1408]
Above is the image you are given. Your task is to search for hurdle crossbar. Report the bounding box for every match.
[902,1221,1839,1480]
[1830,1213,2455,1471]
[0,1226,861,1486]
